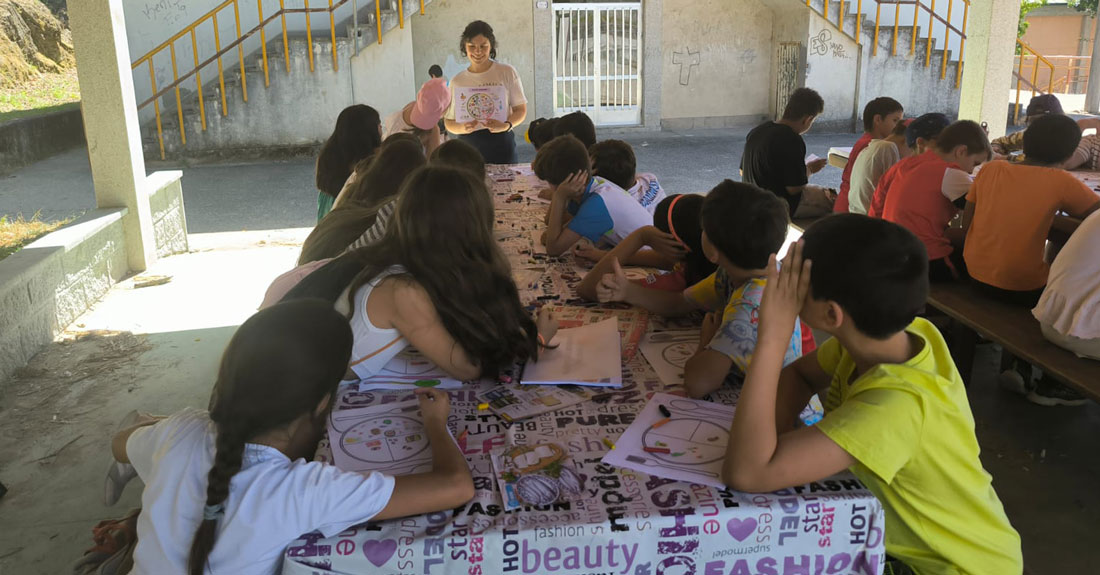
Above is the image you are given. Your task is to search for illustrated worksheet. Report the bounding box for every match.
[603,392,734,488]
[327,399,435,476]
[454,86,508,123]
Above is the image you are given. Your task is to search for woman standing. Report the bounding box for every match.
[444,21,527,164]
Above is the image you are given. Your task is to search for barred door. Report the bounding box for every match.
[552,2,643,126]
[775,42,802,120]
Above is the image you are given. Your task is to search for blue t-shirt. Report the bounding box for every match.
[567,177,654,246]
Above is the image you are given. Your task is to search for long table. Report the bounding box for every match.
[282,165,886,575]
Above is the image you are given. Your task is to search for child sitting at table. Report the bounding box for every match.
[106,299,475,574]
[526,117,559,150]
[721,215,1022,574]
[283,166,558,382]
[877,120,992,282]
[867,112,951,218]
[834,96,904,213]
[594,181,803,399]
[963,113,1100,307]
[552,110,597,148]
[576,194,714,297]
[589,139,667,214]
[990,93,1063,160]
[1032,210,1100,406]
[846,118,912,215]
[533,134,653,256]
[301,138,427,264]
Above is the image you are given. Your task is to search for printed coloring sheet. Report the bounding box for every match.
[328,399,436,476]
[358,347,465,391]
[603,392,734,488]
[639,330,700,388]
[454,86,508,123]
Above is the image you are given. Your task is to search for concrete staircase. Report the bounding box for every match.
[805,0,963,118]
[142,0,429,160]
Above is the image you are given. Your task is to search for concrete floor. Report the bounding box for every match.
[0,127,844,232]
[0,129,1096,573]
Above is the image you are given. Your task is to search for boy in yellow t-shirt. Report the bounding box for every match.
[722,215,1022,574]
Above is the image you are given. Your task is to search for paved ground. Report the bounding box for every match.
[1,130,1097,574]
[0,127,845,232]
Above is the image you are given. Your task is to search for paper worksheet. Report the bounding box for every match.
[521,318,622,387]
[454,86,508,124]
[328,399,436,475]
[603,392,734,488]
[358,348,465,391]
[805,154,821,164]
[477,383,594,422]
[639,330,700,388]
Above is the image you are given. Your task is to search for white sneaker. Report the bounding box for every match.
[103,410,142,506]
[996,370,1030,396]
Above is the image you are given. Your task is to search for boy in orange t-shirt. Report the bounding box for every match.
[963,114,1100,306]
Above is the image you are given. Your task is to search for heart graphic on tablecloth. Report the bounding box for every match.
[726,517,757,541]
[363,539,397,567]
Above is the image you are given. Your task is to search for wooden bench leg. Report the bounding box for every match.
[948,320,979,386]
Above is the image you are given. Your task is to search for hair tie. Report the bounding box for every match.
[203,503,225,521]
[666,195,689,253]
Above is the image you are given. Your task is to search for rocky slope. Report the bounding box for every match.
[0,0,73,88]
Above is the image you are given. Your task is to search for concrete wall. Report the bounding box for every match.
[0,171,188,383]
[804,14,860,129]
[0,209,127,383]
[410,0,537,133]
[148,171,190,257]
[0,106,86,176]
[123,0,371,122]
[1021,8,1094,92]
[659,0,773,129]
[150,27,416,157]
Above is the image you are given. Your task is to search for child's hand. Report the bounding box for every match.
[415,388,452,429]
[596,258,631,303]
[807,157,828,174]
[555,171,588,200]
[758,242,812,343]
[641,226,689,259]
[536,306,558,344]
[572,239,604,262]
[699,311,720,345]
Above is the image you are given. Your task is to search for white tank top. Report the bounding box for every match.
[347,266,409,380]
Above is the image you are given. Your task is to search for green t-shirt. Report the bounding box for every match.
[815,318,1022,574]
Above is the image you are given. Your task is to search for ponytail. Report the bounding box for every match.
[188,425,247,574]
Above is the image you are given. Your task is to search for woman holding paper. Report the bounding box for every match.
[444,20,527,164]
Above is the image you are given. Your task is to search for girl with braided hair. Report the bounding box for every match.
[108,299,474,574]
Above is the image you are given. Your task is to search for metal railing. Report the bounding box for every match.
[1014,53,1092,95]
[1012,39,1056,125]
[806,0,969,88]
[131,0,416,159]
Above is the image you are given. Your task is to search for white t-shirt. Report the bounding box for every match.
[1033,210,1100,339]
[445,61,526,122]
[627,173,667,215]
[127,408,395,575]
[382,106,416,139]
[566,177,654,247]
[848,139,900,215]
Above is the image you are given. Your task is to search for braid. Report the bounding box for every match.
[187,423,248,575]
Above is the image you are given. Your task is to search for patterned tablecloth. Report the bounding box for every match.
[283,165,886,575]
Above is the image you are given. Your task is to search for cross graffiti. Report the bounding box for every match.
[672,49,700,86]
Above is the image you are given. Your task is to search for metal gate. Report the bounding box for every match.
[552,2,643,126]
[775,42,802,120]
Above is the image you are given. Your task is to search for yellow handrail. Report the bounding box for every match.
[132,0,430,158]
[376,0,382,44]
[1013,39,1058,124]
[399,0,405,28]
[803,0,969,87]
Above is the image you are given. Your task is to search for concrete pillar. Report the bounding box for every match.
[69,0,156,272]
[1085,17,1100,114]
[533,0,554,120]
[957,0,1022,139]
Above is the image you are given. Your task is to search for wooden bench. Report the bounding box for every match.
[927,282,1100,403]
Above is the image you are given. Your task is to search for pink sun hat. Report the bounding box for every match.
[410,78,451,130]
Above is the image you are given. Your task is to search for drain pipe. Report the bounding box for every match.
[851,43,863,133]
